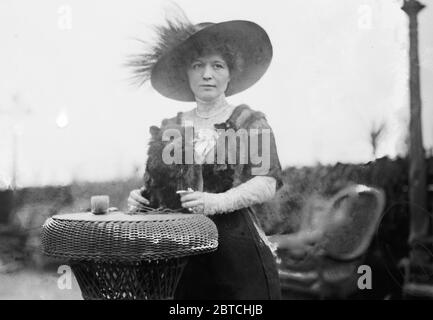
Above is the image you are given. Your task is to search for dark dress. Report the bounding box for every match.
[162,105,283,300]
[174,207,282,299]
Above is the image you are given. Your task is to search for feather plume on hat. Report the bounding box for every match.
[127,7,196,86]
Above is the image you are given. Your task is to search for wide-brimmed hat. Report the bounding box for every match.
[130,17,273,101]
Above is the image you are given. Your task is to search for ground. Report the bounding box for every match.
[0,268,82,300]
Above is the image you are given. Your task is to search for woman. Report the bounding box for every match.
[128,13,283,299]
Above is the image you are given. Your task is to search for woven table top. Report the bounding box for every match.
[41,211,218,261]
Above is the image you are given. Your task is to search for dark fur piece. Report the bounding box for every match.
[142,105,277,211]
[143,122,201,210]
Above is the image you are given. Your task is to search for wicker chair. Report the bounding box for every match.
[269,185,386,299]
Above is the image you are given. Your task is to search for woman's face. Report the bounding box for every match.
[186,54,230,102]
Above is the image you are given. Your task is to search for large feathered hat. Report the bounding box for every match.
[129,10,273,102]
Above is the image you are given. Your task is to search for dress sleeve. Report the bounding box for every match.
[246,116,284,191]
[228,107,283,192]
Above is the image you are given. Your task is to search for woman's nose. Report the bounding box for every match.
[202,65,213,80]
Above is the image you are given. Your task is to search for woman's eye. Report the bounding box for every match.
[214,64,224,69]
[192,63,202,69]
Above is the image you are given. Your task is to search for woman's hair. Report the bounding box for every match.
[177,38,245,74]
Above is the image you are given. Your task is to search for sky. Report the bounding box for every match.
[0,0,432,187]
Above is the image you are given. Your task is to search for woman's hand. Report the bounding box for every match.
[180,191,220,215]
[127,187,150,212]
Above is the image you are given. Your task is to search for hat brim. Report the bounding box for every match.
[150,20,273,102]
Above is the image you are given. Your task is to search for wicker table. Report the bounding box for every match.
[41,211,218,300]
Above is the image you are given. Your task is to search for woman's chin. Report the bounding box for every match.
[196,95,217,102]
[195,92,224,103]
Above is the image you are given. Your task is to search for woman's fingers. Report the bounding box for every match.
[127,198,148,209]
[180,192,204,208]
[180,192,202,203]
[130,189,150,205]
[181,200,203,209]
[127,197,142,206]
